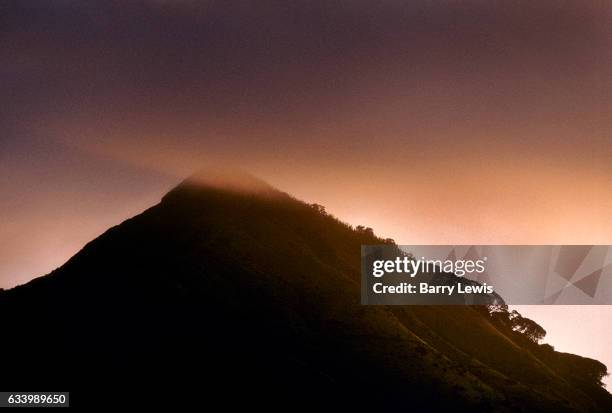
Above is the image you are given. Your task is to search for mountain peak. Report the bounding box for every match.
[163,168,284,203]
[186,168,275,192]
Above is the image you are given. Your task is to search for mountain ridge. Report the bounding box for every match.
[1,173,610,410]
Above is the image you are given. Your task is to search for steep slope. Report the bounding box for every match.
[0,172,610,410]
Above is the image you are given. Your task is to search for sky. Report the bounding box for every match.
[1,1,612,385]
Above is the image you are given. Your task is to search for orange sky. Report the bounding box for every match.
[1,0,611,387]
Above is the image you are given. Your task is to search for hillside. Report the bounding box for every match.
[0,171,610,410]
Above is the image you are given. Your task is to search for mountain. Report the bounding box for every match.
[1,171,610,410]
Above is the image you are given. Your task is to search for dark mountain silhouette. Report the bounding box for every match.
[1,170,610,411]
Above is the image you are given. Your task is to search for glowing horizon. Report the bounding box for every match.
[2,0,611,389]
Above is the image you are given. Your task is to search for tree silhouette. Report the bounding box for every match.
[309,203,326,215]
[509,310,546,343]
